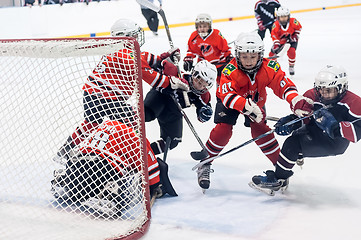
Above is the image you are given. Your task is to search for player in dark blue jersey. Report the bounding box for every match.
[249,65,361,196]
[254,0,281,39]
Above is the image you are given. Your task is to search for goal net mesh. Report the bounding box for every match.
[0,37,150,240]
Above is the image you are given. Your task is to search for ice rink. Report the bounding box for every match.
[1,0,361,239]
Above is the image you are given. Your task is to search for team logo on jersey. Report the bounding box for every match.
[222,63,236,76]
[219,32,225,39]
[129,51,134,59]
[267,60,280,72]
[294,19,299,25]
[200,45,211,53]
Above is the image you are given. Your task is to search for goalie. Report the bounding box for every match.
[51,119,177,216]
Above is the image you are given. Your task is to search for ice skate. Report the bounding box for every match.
[248,170,287,196]
[197,163,214,193]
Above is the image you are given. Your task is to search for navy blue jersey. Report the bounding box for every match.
[304,89,361,143]
[254,0,281,27]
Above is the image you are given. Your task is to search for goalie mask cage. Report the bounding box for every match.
[0,37,151,240]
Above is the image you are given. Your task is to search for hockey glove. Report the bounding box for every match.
[271,41,282,54]
[160,47,181,63]
[314,109,339,138]
[289,33,299,43]
[291,95,314,117]
[161,59,178,77]
[183,56,193,72]
[257,20,266,31]
[274,114,302,136]
[242,98,265,123]
[197,105,213,123]
[169,76,189,91]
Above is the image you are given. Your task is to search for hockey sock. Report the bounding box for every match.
[251,122,280,165]
[287,47,296,66]
[71,120,99,145]
[205,123,233,157]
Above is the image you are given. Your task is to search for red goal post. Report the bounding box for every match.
[0,37,151,240]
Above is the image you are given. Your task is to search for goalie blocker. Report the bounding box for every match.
[51,119,177,216]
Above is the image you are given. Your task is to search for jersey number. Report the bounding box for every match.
[89,131,109,150]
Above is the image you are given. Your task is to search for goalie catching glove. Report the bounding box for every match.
[242,98,265,123]
[291,95,314,117]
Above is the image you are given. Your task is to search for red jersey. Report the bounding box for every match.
[271,18,302,44]
[141,51,172,89]
[217,58,299,111]
[185,29,232,65]
[83,49,173,101]
[83,48,137,101]
[79,119,160,187]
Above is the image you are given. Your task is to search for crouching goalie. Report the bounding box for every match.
[51,119,177,216]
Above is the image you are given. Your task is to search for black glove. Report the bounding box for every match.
[314,109,339,138]
[274,114,302,136]
[183,56,193,72]
[197,105,213,123]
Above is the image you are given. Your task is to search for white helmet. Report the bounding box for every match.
[110,19,145,47]
[276,7,290,25]
[234,32,264,74]
[314,65,348,104]
[195,13,212,38]
[190,60,217,94]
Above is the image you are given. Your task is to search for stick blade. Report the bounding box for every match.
[136,0,161,12]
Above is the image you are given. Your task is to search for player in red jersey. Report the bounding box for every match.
[183,13,232,85]
[191,32,313,190]
[53,19,189,163]
[250,65,361,196]
[269,6,302,75]
[51,119,177,215]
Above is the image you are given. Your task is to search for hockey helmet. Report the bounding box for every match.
[190,60,217,95]
[276,7,290,25]
[234,32,264,74]
[314,65,348,104]
[195,13,212,38]
[111,19,145,47]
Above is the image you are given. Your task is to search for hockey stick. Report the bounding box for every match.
[191,113,314,171]
[137,0,207,153]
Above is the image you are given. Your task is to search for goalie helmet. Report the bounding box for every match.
[276,7,291,25]
[190,60,217,95]
[234,32,264,74]
[314,65,348,104]
[111,19,145,47]
[195,13,212,38]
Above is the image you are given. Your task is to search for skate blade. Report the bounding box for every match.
[248,182,275,196]
[201,188,206,194]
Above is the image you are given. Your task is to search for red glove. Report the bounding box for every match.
[161,60,178,77]
[271,41,281,54]
[291,95,314,117]
[258,20,266,31]
[289,33,299,42]
[160,47,181,63]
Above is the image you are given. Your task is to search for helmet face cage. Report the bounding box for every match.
[195,14,212,38]
[111,20,145,47]
[276,7,290,25]
[234,33,265,74]
[314,66,348,104]
[190,60,216,95]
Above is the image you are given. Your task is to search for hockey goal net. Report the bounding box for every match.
[0,37,150,240]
